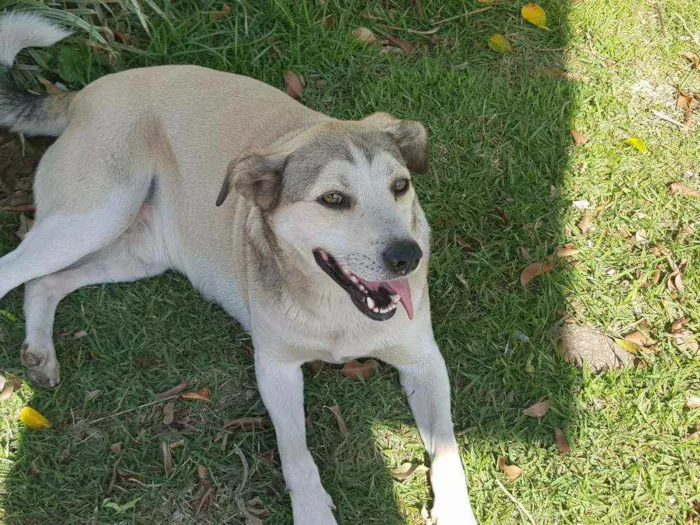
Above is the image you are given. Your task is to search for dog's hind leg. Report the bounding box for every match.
[21,205,169,387]
[0,143,153,301]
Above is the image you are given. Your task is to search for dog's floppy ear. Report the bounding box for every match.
[362,112,429,174]
[216,150,289,210]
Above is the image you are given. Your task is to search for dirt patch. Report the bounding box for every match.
[0,133,54,212]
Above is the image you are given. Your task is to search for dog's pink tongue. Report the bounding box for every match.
[385,278,413,320]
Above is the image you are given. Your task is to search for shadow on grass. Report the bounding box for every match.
[1,1,579,523]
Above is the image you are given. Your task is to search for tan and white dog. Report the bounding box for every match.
[0,13,477,524]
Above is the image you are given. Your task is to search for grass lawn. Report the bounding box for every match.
[0,0,699,523]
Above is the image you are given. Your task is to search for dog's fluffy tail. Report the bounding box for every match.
[0,13,74,136]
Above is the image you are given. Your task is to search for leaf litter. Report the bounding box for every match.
[498,456,524,482]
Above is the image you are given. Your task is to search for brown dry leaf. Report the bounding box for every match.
[386,35,413,54]
[673,330,699,355]
[352,27,378,45]
[162,401,175,426]
[198,464,211,490]
[495,207,509,225]
[110,442,122,454]
[246,496,268,517]
[624,330,648,346]
[283,71,303,100]
[223,417,267,430]
[390,462,428,481]
[682,52,700,69]
[669,182,700,198]
[341,359,379,381]
[667,271,684,293]
[497,456,524,482]
[38,77,63,95]
[671,318,689,333]
[15,213,34,241]
[535,68,588,82]
[169,440,184,450]
[571,128,588,146]
[652,266,662,285]
[180,387,211,402]
[85,389,101,401]
[455,234,475,252]
[577,212,592,234]
[156,382,188,400]
[161,441,173,475]
[520,262,552,288]
[549,246,579,259]
[677,90,695,113]
[326,404,348,438]
[210,3,231,21]
[519,246,529,258]
[686,394,700,409]
[523,399,551,418]
[554,427,570,454]
[73,330,88,339]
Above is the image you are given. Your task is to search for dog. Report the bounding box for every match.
[0,13,477,524]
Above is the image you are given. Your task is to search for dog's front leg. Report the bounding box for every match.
[255,351,337,525]
[396,342,478,525]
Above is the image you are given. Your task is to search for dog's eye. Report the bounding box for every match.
[393,178,410,194]
[319,192,347,207]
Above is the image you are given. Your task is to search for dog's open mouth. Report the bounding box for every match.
[313,249,413,322]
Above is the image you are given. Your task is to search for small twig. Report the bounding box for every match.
[674,12,700,47]
[653,2,667,38]
[652,110,690,131]
[88,395,178,425]
[432,7,491,26]
[495,479,536,525]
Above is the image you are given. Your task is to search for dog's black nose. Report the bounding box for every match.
[383,240,423,276]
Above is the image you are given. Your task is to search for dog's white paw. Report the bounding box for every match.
[21,343,61,389]
[291,485,337,525]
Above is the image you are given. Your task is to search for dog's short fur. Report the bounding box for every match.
[0,14,477,524]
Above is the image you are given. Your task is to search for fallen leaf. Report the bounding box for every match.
[488,34,513,53]
[161,441,173,474]
[322,14,334,29]
[180,387,211,402]
[624,136,647,154]
[549,246,579,259]
[326,404,348,438]
[669,182,700,198]
[520,262,552,288]
[455,234,476,252]
[624,331,648,346]
[668,271,684,293]
[283,71,303,100]
[535,68,588,82]
[19,407,51,430]
[577,212,592,234]
[677,90,695,113]
[38,77,63,95]
[523,399,551,418]
[521,3,549,29]
[554,427,570,454]
[571,129,588,145]
[518,246,529,258]
[386,35,413,54]
[246,496,268,517]
[210,3,231,21]
[73,330,88,339]
[390,462,428,481]
[110,442,122,454]
[497,456,524,482]
[673,330,698,355]
[85,389,101,401]
[652,266,662,285]
[0,376,21,402]
[169,440,184,450]
[15,213,34,240]
[686,394,700,409]
[162,401,175,425]
[614,338,643,355]
[341,359,379,381]
[671,319,688,333]
[352,27,378,45]
[682,51,699,69]
[495,207,509,225]
[156,382,188,400]
[223,417,267,430]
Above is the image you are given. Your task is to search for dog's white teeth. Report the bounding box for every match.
[389,303,397,310]
[342,267,350,276]
[373,307,379,313]
[320,251,329,261]
[350,275,358,284]
[359,284,366,292]
[366,297,375,309]
[390,294,401,304]
[379,307,389,314]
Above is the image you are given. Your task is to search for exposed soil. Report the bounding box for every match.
[0,133,54,212]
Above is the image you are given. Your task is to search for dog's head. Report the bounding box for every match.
[217,112,430,322]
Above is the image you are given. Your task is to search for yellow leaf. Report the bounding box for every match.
[521,3,549,29]
[488,34,513,53]
[19,407,51,430]
[614,338,643,355]
[624,137,647,154]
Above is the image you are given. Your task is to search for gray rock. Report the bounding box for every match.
[551,324,634,372]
